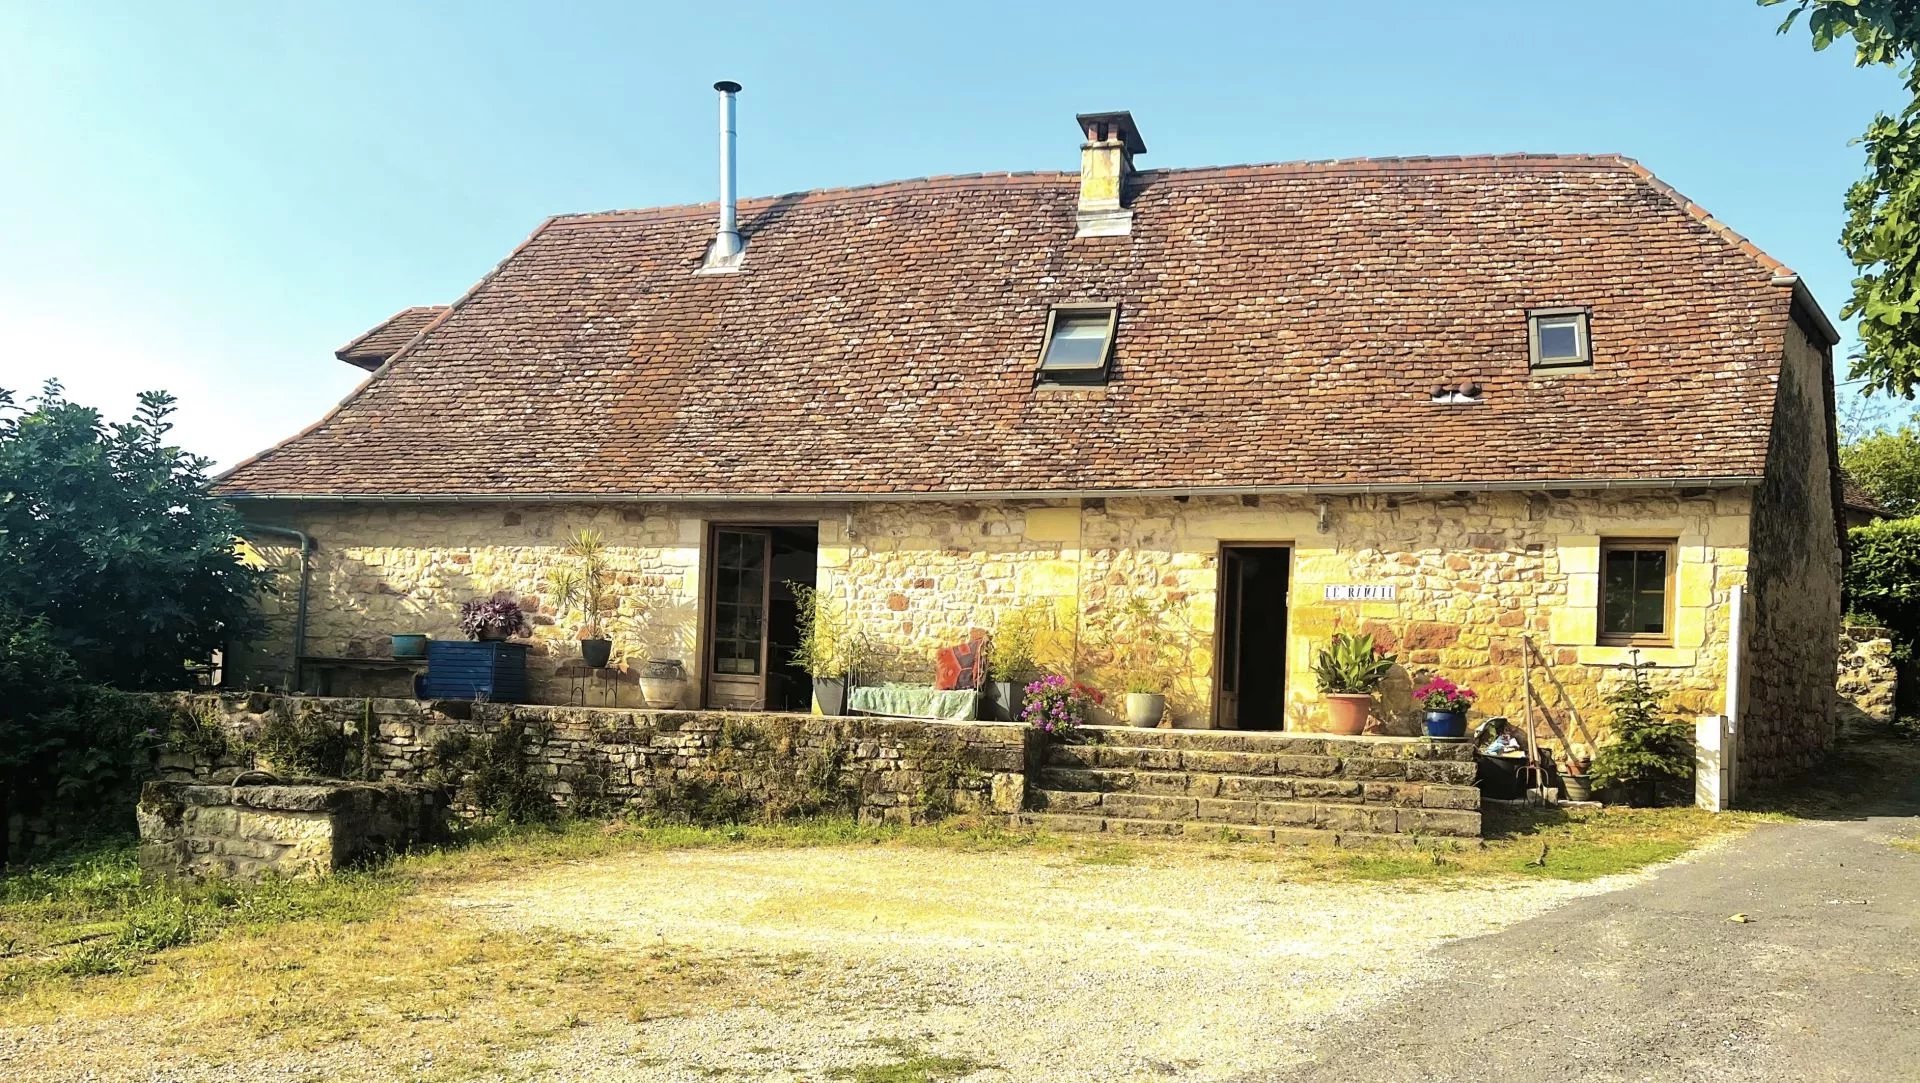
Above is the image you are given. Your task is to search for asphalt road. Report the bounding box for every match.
[1263,761,1920,1083]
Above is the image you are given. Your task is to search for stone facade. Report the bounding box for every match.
[1836,626,1898,728]
[1741,314,1845,783]
[162,694,1034,826]
[231,472,1836,785]
[136,779,444,880]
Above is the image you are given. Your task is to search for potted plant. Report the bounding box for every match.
[1559,743,1595,802]
[547,529,618,668]
[789,581,860,715]
[426,596,533,702]
[457,597,530,642]
[1311,631,1395,735]
[1095,593,1188,728]
[1021,675,1101,739]
[1589,654,1694,806]
[984,606,1046,723]
[1412,675,1475,739]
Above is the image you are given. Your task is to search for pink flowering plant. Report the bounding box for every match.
[1021,674,1102,738]
[1412,676,1475,714]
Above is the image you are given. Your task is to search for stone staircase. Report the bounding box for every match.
[1017,726,1481,845]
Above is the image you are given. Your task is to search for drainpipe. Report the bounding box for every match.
[243,525,312,693]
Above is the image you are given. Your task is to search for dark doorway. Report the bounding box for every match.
[703,523,818,711]
[1217,545,1290,729]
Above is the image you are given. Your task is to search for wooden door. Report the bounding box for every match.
[705,527,773,710]
[1216,547,1245,729]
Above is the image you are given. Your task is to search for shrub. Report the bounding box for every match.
[1020,675,1100,738]
[457,597,530,641]
[1846,517,1920,643]
[0,608,171,862]
[1589,661,1694,802]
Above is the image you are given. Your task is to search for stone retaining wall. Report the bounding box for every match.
[137,780,444,880]
[1836,626,1899,727]
[161,694,1035,825]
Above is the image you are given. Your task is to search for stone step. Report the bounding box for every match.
[1042,742,1478,786]
[1009,812,1413,848]
[1035,766,1480,811]
[1026,788,1478,837]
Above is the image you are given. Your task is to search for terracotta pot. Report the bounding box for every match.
[1322,693,1373,735]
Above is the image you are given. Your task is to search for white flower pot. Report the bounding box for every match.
[1125,692,1166,728]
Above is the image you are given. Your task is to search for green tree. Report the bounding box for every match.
[0,381,265,689]
[1768,1,1920,396]
[1842,420,1920,513]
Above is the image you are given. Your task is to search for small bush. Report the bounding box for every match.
[1590,663,1694,801]
[1847,517,1920,643]
[426,718,554,824]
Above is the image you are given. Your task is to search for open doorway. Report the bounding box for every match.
[1216,545,1290,729]
[703,523,818,711]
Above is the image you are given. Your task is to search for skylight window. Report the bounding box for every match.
[1529,308,1591,370]
[1038,304,1118,385]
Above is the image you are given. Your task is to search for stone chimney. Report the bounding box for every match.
[1075,111,1146,238]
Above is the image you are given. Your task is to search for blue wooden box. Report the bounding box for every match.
[418,640,529,703]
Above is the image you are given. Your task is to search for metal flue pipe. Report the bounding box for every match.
[711,80,743,262]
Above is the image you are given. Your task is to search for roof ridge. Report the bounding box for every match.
[1617,158,1795,278]
[547,153,1643,227]
[333,304,452,359]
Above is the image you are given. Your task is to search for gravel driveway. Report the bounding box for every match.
[443,845,1648,1081]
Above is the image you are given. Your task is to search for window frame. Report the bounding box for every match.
[1528,307,1592,370]
[1597,537,1677,647]
[1036,302,1119,386]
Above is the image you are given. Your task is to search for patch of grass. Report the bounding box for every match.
[828,1040,984,1083]
[1894,836,1920,855]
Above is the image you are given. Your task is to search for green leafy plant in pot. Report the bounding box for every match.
[1589,654,1693,806]
[789,581,865,716]
[1311,631,1395,735]
[985,604,1048,723]
[547,529,618,668]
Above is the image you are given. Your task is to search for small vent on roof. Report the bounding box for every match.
[1431,382,1483,405]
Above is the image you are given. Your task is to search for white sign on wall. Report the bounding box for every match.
[1322,584,1398,602]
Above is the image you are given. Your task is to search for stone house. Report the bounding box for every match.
[215,103,1845,785]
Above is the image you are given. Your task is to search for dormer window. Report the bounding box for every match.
[1529,308,1591,370]
[1038,304,1118,385]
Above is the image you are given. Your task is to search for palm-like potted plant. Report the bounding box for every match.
[547,529,618,668]
[1311,631,1395,735]
[985,605,1046,723]
[789,581,863,715]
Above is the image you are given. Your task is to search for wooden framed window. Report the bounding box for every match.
[1037,303,1118,385]
[1598,539,1675,646]
[1529,308,1591,370]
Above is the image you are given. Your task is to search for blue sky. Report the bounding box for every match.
[0,1,1908,465]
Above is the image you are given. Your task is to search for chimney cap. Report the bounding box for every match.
[714,80,742,93]
[1076,110,1146,155]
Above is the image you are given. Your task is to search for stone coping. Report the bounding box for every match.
[219,693,1035,732]
[1078,724,1471,747]
[143,779,436,814]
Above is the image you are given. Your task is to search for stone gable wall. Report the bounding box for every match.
[1741,315,1844,783]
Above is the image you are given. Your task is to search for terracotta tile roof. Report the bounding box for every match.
[335,306,450,371]
[1841,469,1889,518]
[221,155,1814,498]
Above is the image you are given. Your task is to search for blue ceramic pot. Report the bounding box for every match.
[1422,709,1467,739]
[391,633,428,659]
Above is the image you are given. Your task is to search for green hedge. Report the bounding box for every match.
[1848,517,1920,644]
[0,609,172,864]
